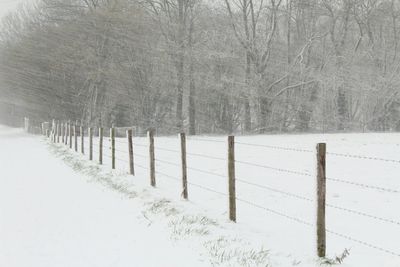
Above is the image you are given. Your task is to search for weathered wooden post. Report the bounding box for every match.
[127,129,134,175]
[180,133,188,199]
[80,126,84,154]
[89,127,93,160]
[99,128,103,165]
[111,127,116,169]
[228,136,236,222]
[317,143,326,258]
[148,129,156,187]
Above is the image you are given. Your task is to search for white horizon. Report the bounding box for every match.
[0,0,25,20]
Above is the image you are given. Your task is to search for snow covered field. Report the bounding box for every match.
[0,126,205,267]
[1,125,400,266]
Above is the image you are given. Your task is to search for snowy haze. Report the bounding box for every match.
[1,125,399,266]
[1,0,400,266]
[0,0,24,19]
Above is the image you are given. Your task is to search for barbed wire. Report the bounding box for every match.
[60,134,400,195]
[153,146,180,154]
[110,147,127,154]
[236,197,400,257]
[327,152,400,164]
[134,162,148,170]
[154,145,226,161]
[235,141,314,153]
[235,160,312,177]
[155,158,226,179]
[187,137,225,144]
[236,178,400,226]
[114,139,128,144]
[326,203,400,226]
[187,152,226,161]
[49,136,400,257]
[115,156,129,164]
[133,153,147,159]
[155,170,228,197]
[326,229,400,257]
[236,159,399,194]
[133,143,148,148]
[236,179,314,202]
[327,177,400,194]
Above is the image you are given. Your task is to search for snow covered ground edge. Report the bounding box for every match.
[46,138,346,267]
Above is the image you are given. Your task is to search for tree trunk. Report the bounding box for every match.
[258,96,270,134]
[176,0,185,132]
[176,52,184,132]
[188,16,196,135]
[244,52,252,132]
[337,85,347,131]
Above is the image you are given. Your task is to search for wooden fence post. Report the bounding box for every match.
[148,129,156,187]
[228,136,236,222]
[317,143,326,258]
[111,127,116,169]
[99,128,103,165]
[180,133,188,199]
[80,126,84,154]
[127,129,134,175]
[89,127,93,160]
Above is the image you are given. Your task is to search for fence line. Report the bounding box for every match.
[235,159,312,177]
[326,177,400,194]
[235,141,314,153]
[236,197,400,258]
[327,152,400,164]
[145,145,227,161]
[39,119,400,259]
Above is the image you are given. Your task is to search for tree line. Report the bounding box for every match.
[1,0,400,134]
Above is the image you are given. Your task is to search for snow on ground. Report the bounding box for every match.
[1,125,400,266]
[0,126,206,267]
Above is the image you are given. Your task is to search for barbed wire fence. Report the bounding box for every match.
[27,117,400,260]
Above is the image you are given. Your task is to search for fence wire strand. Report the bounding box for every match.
[49,134,400,258]
[235,141,314,153]
[327,152,400,164]
[236,197,400,257]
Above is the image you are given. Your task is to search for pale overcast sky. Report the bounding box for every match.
[0,0,25,19]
